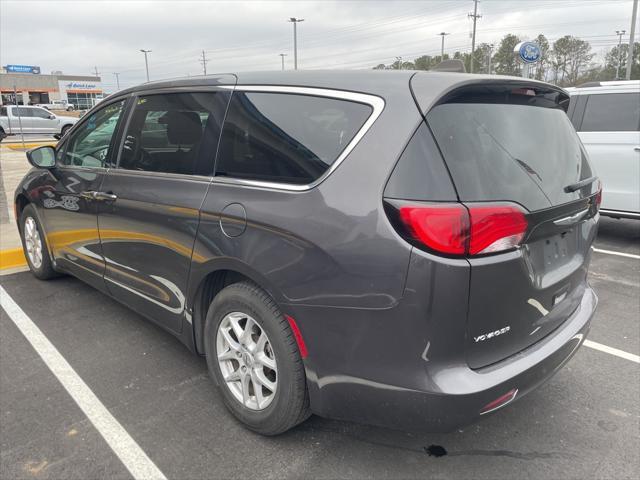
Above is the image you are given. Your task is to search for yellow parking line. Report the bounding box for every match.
[0,248,27,270]
[1,143,57,150]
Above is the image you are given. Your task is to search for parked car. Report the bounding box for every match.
[15,71,599,435]
[0,105,78,141]
[36,100,76,111]
[566,80,640,219]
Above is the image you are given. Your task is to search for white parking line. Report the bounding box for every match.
[584,340,640,364]
[592,247,640,260]
[0,286,167,480]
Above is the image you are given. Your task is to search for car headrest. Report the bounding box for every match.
[166,110,202,145]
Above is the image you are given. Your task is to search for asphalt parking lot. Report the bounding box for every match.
[0,215,638,479]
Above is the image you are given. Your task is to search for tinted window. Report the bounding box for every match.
[428,102,594,211]
[32,108,52,119]
[11,107,32,117]
[118,92,229,176]
[216,92,372,184]
[580,93,640,132]
[1,107,7,116]
[384,122,457,201]
[62,100,124,168]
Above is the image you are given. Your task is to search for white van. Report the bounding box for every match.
[567,81,640,219]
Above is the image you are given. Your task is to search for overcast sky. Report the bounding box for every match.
[0,0,636,91]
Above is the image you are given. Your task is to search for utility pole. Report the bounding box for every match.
[140,49,152,82]
[468,0,481,73]
[288,17,304,70]
[113,72,120,90]
[438,32,450,59]
[93,66,100,77]
[615,30,627,79]
[279,53,287,70]
[200,50,209,75]
[626,0,638,80]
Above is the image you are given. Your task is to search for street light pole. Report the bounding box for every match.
[288,18,304,70]
[615,30,627,79]
[279,53,287,70]
[626,0,638,80]
[140,49,152,82]
[113,72,120,90]
[438,32,450,59]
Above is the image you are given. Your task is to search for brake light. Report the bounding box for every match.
[399,204,468,255]
[595,181,603,210]
[397,203,528,257]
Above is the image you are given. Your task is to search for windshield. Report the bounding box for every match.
[427,102,594,211]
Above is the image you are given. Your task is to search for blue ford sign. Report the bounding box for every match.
[5,64,41,74]
[517,42,541,64]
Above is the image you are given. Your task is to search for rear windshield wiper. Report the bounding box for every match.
[564,176,598,193]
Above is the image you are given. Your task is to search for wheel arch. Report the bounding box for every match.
[189,259,287,355]
[14,193,30,228]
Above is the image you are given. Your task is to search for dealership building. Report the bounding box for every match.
[0,64,104,109]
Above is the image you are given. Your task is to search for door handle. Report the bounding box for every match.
[80,190,96,200]
[79,191,117,202]
[634,146,640,152]
[93,191,118,202]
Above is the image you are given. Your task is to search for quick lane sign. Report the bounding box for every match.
[5,65,41,74]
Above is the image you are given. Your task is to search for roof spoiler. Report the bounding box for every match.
[431,59,466,73]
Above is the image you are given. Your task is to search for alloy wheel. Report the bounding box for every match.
[24,217,43,269]
[216,311,278,410]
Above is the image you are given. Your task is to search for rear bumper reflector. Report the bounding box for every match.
[479,388,518,415]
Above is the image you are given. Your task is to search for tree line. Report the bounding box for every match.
[373,33,640,86]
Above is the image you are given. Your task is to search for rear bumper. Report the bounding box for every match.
[301,285,597,432]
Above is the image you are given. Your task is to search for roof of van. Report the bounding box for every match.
[565,80,640,95]
[114,70,556,98]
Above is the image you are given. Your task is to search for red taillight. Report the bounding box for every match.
[397,203,528,257]
[595,181,603,210]
[468,205,528,255]
[480,388,518,415]
[399,204,468,255]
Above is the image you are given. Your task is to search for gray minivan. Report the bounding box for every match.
[16,71,599,435]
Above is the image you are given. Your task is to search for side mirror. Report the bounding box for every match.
[49,114,56,119]
[27,146,56,169]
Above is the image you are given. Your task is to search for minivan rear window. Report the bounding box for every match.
[216,92,372,185]
[427,99,594,211]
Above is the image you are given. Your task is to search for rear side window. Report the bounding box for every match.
[11,107,32,117]
[428,97,594,212]
[384,122,457,201]
[580,93,640,132]
[215,92,372,185]
[119,92,230,176]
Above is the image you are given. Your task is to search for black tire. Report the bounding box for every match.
[0,128,5,143]
[20,204,57,280]
[61,124,72,137]
[204,281,310,435]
